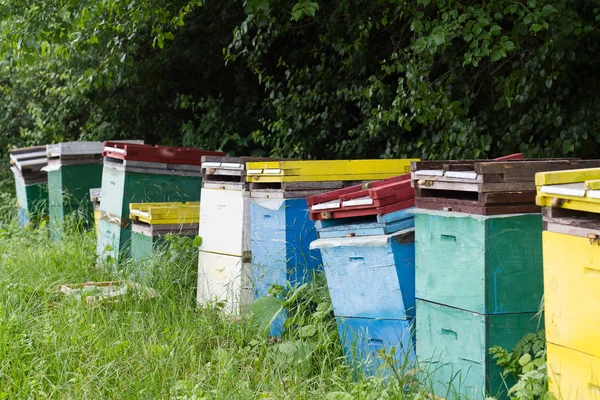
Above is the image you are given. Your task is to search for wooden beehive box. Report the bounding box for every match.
[416,299,541,400]
[415,210,543,315]
[536,167,600,399]
[97,142,223,265]
[411,158,600,215]
[10,145,49,226]
[44,142,109,239]
[336,316,415,376]
[246,159,418,199]
[129,202,200,261]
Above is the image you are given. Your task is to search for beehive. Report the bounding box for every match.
[10,145,48,226]
[415,210,543,315]
[536,167,600,400]
[44,142,108,239]
[129,202,200,261]
[416,300,540,399]
[90,188,101,236]
[97,142,224,265]
[196,156,272,315]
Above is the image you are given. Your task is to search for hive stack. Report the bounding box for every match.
[536,168,600,400]
[308,174,416,375]
[9,146,49,226]
[97,142,224,265]
[43,142,108,240]
[247,159,417,335]
[411,158,600,399]
[129,202,200,261]
[196,156,274,315]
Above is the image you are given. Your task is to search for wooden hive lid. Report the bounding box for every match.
[104,142,225,166]
[129,201,200,225]
[536,167,600,214]
[245,158,419,183]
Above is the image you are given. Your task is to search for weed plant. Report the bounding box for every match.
[0,215,425,399]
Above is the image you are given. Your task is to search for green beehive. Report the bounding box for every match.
[415,210,543,315]
[44,142,106,240]
[416,300,541,399]
[10,146,49,226]
[97,142,224,265]
[129,202,200,261]
[414,209,544,399]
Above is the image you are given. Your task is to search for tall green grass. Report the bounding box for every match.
[0,219,426,399]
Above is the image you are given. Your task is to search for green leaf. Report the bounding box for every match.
[250,296,284,335]
[299,324,317,338]
[490,25,501,36]
[490,47,505,62]
[518,353,532,366]
[530,24,542,33]
[192,235,203,247]
[432,26,445,45]
[164,32,175,40]
[413,37,427,53]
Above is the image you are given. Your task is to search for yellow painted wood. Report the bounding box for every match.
[129,202,200,225]
[544,231,600,358]
[94,210,100,237]
[536,194,600,214]
[547,343,600,400]
[535,168,600,186]
[245,159,418,182]
[586,180,600,190]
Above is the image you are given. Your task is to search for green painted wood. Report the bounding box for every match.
[415,212,543,314]
[416,299,542,400]
[131,232,155,261]
[131,231,195,261]
[47,164,102,239]
[97,166,202,264]
[99,167,202,219]
[97,219,132,266]
[15,179,48,225]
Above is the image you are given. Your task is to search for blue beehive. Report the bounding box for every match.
[250,198,323,335]
[310,209,416,375]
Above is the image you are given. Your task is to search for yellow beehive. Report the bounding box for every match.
[547,343,600,400]
[536,167,600,214]
[543,231,600,358]
[245,159,419,183]
[129,202,200,225]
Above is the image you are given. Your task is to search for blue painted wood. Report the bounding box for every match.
[376,207,415,223]
[17,207,29,227]
[313,230,416,319]
[317,217,414,238]
[337,317,415,377]
[250,198,323,336]
[314,207,414,230]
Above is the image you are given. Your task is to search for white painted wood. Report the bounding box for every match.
[104,146,126,154]
[202,161,222,168]
[541,182,587,198]
[312,199,341,211]
[342,196,374,207]
[415,169,445,177]
[263,168,282,175]
[219,162,243,170]
[197,251,253,315]
[198,188,249,256]
[89,188,101,202]
[247,169,263,175]
[445,171,478,180]
[587,190,600,199]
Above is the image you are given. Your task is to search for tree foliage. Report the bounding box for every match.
[0,0,599,163]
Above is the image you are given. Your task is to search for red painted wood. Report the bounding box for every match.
[104,142,225,165]
[305,173,411,206]
[493,153,524,161]
[310,199,415,220]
